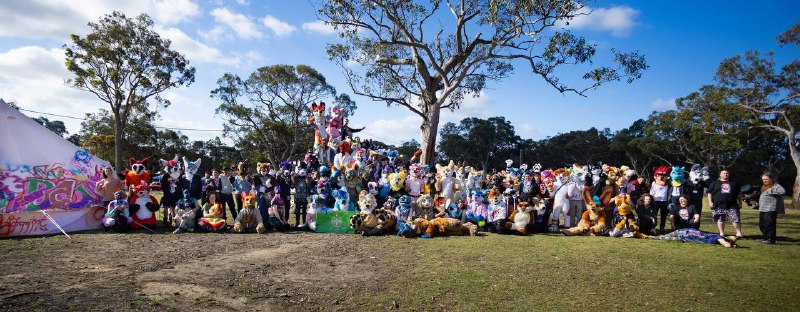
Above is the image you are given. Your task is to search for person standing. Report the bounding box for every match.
[292,170,312,228]
[706,168,743,238]
[650,168,670,233]
[686,168,709,229]
[96,167,125,209]
[758,172,785,244]
[233,169,252,215]
[218,167,236,221]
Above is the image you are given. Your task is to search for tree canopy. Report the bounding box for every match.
[64,11,195,170]
[321,0,647,165]
[211,64,347,165]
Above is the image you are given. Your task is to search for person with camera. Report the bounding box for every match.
[758,172,785,244]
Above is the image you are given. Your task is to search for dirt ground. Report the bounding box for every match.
[0,229,394,311]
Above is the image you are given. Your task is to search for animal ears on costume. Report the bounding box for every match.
[311,102,326,112]
[129,157,148,167]
[160,155,180,167]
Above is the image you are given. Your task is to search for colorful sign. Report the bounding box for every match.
[315,211,356,234]
[0,158,105,214]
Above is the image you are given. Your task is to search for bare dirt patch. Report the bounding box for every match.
[0,230,388,311]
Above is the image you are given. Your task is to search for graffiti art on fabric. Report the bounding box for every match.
[0,151,105,213]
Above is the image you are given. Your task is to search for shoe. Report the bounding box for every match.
[760,239,775,244]
[172,228,183,234]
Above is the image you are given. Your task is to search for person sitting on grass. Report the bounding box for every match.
[198,193,227,232]
[669,195,700,230]
[636,194,657,236]
[649,228,738,248]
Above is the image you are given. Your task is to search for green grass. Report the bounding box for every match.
[367,201,800,312]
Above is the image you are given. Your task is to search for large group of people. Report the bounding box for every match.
[93,102,787,247]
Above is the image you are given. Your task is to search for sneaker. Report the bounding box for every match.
[760,239,775,244]
[172,228,183,234]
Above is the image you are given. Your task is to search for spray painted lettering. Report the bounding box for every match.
[0,214,48,236]
[0,159,104,213]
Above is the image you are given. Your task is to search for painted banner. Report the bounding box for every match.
[315,211,356,234]
[0,206,103,237]
[0,157,106,214]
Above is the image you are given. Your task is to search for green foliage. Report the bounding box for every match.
[211,64,341,165]
[396,139,421,160]
[32,116,69,137]
[708,22,800,203]
[64,11,195,169]
[77,108,238,173]
[438,117,520,170]
[320,0,647,165]
[524,127,615,168]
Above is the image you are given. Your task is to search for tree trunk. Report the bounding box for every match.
[419,107,441,166]
[113,115,124,171]
[791,146,800,210]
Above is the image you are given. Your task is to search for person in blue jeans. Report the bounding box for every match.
[650,228,737,248]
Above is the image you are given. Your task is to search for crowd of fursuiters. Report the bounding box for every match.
[95,102,788,248]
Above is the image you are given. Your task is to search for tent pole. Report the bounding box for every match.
[41,210,72,240]
[133,221,157,234]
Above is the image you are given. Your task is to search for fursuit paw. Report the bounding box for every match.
[233,223,243,233]
[145,202,159,212]
[256,224,266,234]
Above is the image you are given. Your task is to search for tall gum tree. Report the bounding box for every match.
[714,23,800,208]
[211,65,355,165]
[321,0,648,165]
[65,11,195,170]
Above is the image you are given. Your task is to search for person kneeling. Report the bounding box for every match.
[103,191,132,232]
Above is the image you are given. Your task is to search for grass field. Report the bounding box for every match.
[366,201,800,311]
[2,192,797,311]
[153,191,800,311]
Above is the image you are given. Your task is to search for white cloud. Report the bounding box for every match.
[440,91,493,123]
[0,46,104,135]
[650,98,676,110]
[210,7,263,40]
[154,25,234,65]
[518,122,541,139]
[235,0,249,5]
[198,25,231,43]
[302,20,336,36]
[157,115,224,142]
[361,115,420,145]
[560,5,639,37]
[262,15,297,37]
[0,0,200,40]
[151,0,200,25]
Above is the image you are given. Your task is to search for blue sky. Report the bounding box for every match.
[1,0,798,147]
